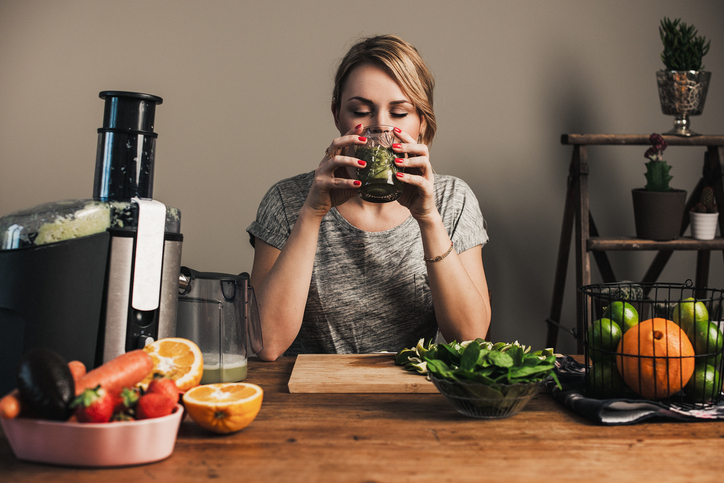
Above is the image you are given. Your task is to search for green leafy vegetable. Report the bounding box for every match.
[394,338,561,391]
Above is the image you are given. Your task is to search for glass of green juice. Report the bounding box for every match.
[355,125,402,203]
[176,268,262,385]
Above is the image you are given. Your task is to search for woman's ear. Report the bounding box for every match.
[419,115,428,143]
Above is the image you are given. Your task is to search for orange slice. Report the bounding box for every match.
[182,383,263,434]
[139,338,203,391]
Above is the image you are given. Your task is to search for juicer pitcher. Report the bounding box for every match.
[176,267,262,384]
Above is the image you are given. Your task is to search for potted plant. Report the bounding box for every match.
[690,186,719,240]
[632,133,687,240]
[656,17,711,137]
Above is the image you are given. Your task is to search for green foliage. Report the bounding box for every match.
[424,339,561,388]
[659,17,711,71]
[644,160,673,192]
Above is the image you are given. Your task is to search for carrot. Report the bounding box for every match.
[75,350,153,396]
[0,389,22,419]
[68,360,87,386]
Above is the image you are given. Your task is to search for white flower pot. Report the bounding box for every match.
[690,211,719,240]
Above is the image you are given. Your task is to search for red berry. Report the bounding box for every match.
[71,385,115,423]
[147,376,180,403]
[136,393,176,420]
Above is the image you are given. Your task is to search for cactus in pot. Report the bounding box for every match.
[643,133,672,192]
[692,186,718,213]
[656,17,712,137]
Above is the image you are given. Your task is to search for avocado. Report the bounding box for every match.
[16,348,75,420]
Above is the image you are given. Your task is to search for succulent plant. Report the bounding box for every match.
[659,17,711,71]
[692,186,718,213]
[643,133,672,192]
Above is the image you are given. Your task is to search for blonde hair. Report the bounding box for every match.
[332,35,437,146]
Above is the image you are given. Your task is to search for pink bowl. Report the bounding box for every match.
[1,404,183,467]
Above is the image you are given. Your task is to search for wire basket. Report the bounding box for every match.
[579,281,724,410]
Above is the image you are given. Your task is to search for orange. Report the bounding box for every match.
[615,318,695,399]
[139,338,204,391]
[182,382,263,434]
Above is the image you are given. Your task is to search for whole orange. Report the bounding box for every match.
[615,318,695,399]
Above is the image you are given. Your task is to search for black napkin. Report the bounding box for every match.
[547,355,724,425]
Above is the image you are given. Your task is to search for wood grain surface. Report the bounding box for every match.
[4,356,724,483]
[287,353,437,393]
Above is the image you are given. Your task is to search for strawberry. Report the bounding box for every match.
[136,392,176,420]
[112,386,140,418]
[147,375,180,403]
[71,385,115,423]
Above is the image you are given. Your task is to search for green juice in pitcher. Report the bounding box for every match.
[200,359,248,384]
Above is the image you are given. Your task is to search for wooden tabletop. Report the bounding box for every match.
[2,356,724,482]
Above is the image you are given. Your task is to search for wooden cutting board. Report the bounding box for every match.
[287,354,437,394]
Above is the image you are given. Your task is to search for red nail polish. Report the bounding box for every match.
[359,136,367,142]
[396,172,404,178]
[394,158,403,164]
[394,127,401,133]
[355,124,362,129]
[358,160,367,167]
[392,143,401,149]
[353,180,362,186]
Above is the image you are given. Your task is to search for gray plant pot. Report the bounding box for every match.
[656,70,711,137]
[632,188,687,240]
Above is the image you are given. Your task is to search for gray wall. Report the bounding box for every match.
[2,0,723,355]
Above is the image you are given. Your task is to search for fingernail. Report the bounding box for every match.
[353,180,362,186]
[396,172,404,178]
[359,136,367,142]
[355,124,362,129]
[392,143,401,149]
[394,158,403,164]
[393,127,401,133]
[358,160,367,167]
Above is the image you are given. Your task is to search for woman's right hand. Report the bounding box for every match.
[306,124,367,215]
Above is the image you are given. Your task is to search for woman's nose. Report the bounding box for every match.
[372,113,390,127]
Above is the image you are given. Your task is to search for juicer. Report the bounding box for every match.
[0,91,183,394]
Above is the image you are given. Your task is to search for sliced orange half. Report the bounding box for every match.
[182,382,263,434]
[139,338,203,391]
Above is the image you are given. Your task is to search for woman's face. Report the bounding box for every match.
[334,63,425,140]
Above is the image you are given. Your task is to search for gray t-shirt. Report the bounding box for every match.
[246,171,488,355]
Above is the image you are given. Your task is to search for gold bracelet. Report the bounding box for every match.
[424,242,454,263]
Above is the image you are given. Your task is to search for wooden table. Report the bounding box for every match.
[3,356,724,482]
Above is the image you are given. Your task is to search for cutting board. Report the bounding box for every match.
[287,354,437,394]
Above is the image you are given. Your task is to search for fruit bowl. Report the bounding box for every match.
[1,404,184,467]
[429,374,541,419]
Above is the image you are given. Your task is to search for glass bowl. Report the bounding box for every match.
[429,374,541,419]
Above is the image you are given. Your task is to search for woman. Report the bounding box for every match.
[247,35,490,361]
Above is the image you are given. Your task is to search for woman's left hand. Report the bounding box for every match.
[392,128,437,221]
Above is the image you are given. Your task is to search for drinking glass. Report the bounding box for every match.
[355,125,402,203]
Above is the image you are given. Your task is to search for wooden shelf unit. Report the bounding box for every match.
[546,134,724,352]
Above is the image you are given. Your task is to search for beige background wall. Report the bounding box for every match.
[1,0,723,355]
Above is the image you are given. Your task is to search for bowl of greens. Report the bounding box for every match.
[396,339,560,419]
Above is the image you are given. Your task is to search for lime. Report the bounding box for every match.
[602,301,639,333]
[684,363,722,403]
[672,297,709,334]
[686,319,724,367]
[586,361,625,398]
[586,318,622,362]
